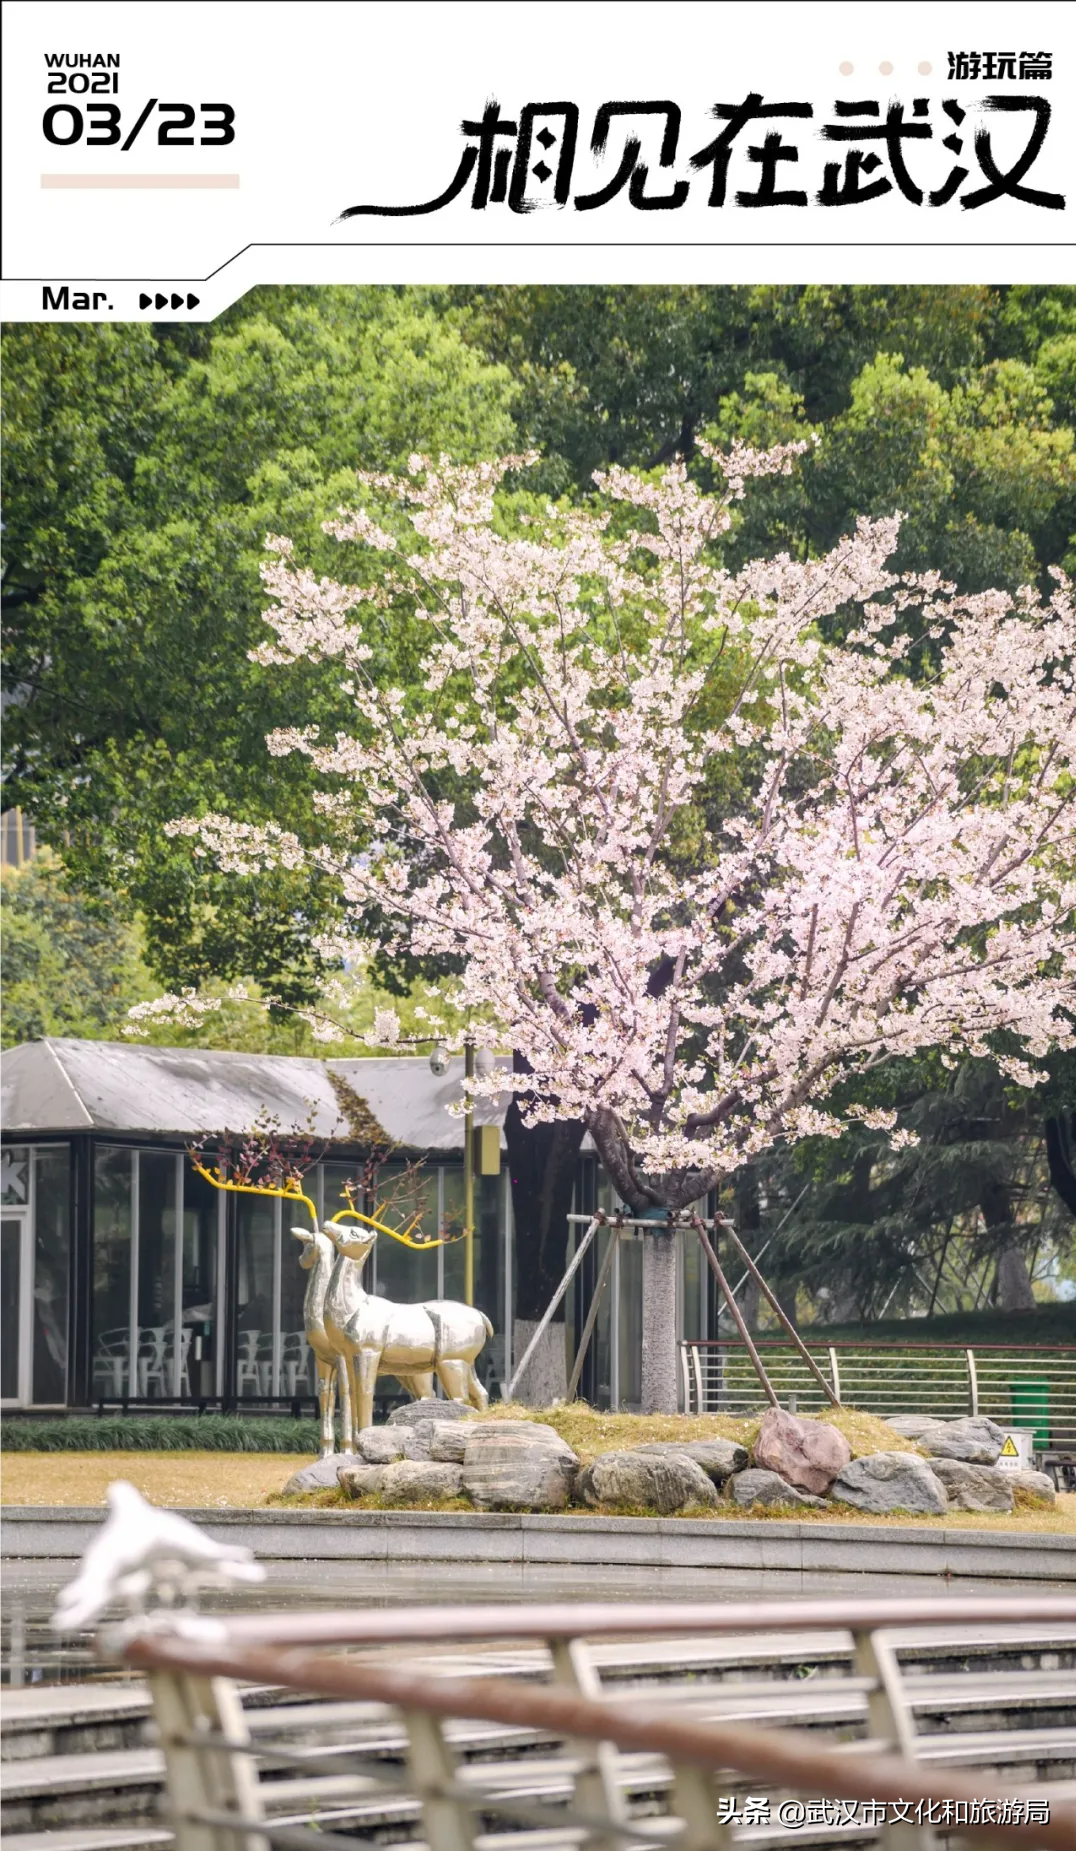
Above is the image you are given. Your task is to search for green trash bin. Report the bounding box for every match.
[1010,1378,1050,1449]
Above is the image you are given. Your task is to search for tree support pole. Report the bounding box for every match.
[506,1216,600,1401]
[565,1226,618,1402]
[692,1217,779,1410]
[718,1216,842,1409]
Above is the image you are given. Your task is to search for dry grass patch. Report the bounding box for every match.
[0,1450,312,1509]
[471,1400,911,1464]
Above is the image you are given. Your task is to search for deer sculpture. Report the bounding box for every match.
[292,1226,355,1458]
[324,1223,493,1434]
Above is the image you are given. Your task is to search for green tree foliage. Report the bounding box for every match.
[0,850,154,1046]
[457,283,1076,587]
[2,289,516,997]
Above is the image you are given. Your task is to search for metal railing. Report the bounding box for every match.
[679,1341,1076,1438]
[116,1595,1076,1851]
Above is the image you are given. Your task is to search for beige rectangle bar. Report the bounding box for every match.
[41,173,239,189]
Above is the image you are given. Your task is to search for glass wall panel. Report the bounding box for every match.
[374,1164,439,1305]
[235,1196,275,1398]
[441,1166,466,1301]
[33,1145,69,1403]
[136,1154,177,1397]
[279,1190,314,1398]
[1,1218,22,1399]
[92,1148,132,1398]
[1,1146,29,1207]
[182,1164,219,1399]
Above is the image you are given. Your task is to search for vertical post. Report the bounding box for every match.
[150,1669,266,1851]
[548,1636,627,1847]
[828,1345,841,1404]
[610,1232,621,1411]
[129,1150,140,1401]
[271,1197,282,1399]
[852,1628,928,1851]
[502,1166,513,1389]
[173,1153,185,1399]
[402,1708,475,1851]
[966,1347,978,1417]
[463,1040,475,1305]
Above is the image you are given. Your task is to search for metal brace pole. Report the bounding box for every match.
[693,1219,779,1410]
[566,1225,618,1401]
[719,1216,841,1407]
[506,1215,600,1399]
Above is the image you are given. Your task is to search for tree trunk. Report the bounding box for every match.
[641,1232,679,1413]
[995,1244,1036,1311]
[980,1177,1036,1312]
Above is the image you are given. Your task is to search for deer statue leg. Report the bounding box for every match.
[465,1363,489,1411]
[436,1358,468,1403]
[317,1357,335,1459]
[397,1371,435,1400]
[336,1355,354,1453]
[356,1349,379,1434]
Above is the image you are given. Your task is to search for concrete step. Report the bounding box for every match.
[0,1691,154,1763]
[1,1830,172,1851]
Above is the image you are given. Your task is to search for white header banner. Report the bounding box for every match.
[1,0,1073,321]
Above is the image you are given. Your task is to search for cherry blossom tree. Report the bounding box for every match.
[161,445,1075,1412]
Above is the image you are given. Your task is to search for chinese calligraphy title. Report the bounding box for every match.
[339,92,1064,219]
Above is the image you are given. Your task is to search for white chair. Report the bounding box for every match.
[178,1326,193,1398]
[280,1331,311,1397]
[137,1326,168,1397]
[92,1329,129,1397]
[254,1331,276,1396]
[236,1330,262,1397]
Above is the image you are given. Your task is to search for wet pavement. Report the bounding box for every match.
[4,1555,1072,1687]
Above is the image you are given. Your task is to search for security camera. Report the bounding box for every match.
[428,1045,450,1077]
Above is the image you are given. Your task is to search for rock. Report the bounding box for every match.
[918,1417,1005,1465]
[388,1397,476,1426]
[752,1408,852,1495]
[421,1420,471,1463]
[282,1454,354,1494]
[462,1424,579,1511]
[376,1460,463,1502]
[338,1463,387,1499]
[930,1459,1013,1513]
[634,1439,748,1483]
[729,1469,826,1510]
[885,1415,944,1441]
[574,1449,718,1515]
[1008,1469,1056,1505]
[831,1452,948,1516]
[356,1427,410,1464]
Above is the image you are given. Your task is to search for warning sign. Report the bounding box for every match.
[996,1430,1032,1470]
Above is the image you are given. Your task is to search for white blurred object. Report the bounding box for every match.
[50,1480,265,1633]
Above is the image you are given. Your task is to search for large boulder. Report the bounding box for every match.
[1008,1469,1056,1505]
[338,1462,387,1498]
[424,1420,475,1464]
[831,1452,948,1515]
[574,1449,717,1514]
[282,1454,354,1494]
[729,1469,826,1510]
[918,1417,1005,1465]
[886,1415,944,1441]
[634,1439,748,1484]
[388,1397,476,1427]
[356,1426,411,1464]
[462,1423,578,1511]
[752,1408,851,1496]
[930,1459,1013,1513]
[376,1460,463,1502]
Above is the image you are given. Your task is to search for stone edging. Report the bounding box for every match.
[2,1505,1072,1579]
